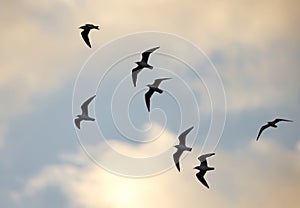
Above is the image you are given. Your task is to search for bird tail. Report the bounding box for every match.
[95,26,100,30]
[148,65,153,70]
[207,167,214,171]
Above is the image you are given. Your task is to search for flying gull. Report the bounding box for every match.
[194,153,215,189]
[132,46,160,87]
[144,78,171,112]
[79,24,99,48]
[173,126,194,172]
[74,95,96,129]
[256,118,293,141]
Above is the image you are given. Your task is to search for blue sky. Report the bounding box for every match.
[0,0,300,207]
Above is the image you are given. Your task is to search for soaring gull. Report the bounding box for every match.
[132,46,160,87]
[144,78,171,112]
[79,24,99,48]
[74,95,96,129]
[256,118,293,141]
[194,153,215,189]
[173,126,194,172]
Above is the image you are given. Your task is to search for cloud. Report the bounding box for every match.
[1,0,299,121]
[217,45,300,112]
[13,138,300,208]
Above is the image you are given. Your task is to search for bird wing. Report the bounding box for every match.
[256,124,270,141]
[178,126,194,145]
[145,89,155,112]
[198,153,215,162]
[274,118,293,123]
[81,95,96,116]
[141,46,160,63]
[81,29,91,48]
[196,171,209,188]
[173,149,183,172]
[152,78,172,88]
[131,66,143,87]
[74,118,82,129]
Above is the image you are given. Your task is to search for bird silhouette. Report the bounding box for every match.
[256,118,293,141]
[79,24,99,48]
[173,126,194,172]
[194,153,215,189]
[144,78,171,112]
[74,95,96,129]
[132,47,160,87]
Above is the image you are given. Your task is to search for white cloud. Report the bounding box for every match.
[13,138,300,208]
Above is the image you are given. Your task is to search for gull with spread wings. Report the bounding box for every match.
[256,118,293,141]
[194,153,215,189]
[132,47,160,87]
[74,95,96,129]
[79,24,99,48]
[144,78,171,112]
[173,126,194,172]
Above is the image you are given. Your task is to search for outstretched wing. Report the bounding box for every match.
[81,95,96,116]
[256,124,270,141]
[81,29,91,48]
[173,149,183,172]
[131,66,143,87]
[274,118,293,123]
[74,118,82,129]
[178,126,194,145]
[198,153,215,162]
[145,89,155,112]
[141,46,160,63]
[152,77,172,88]
[196,171,209,189]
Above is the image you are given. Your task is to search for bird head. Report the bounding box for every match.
[79,26,84,29]
[95,26,100,30]
[146,84,152,88]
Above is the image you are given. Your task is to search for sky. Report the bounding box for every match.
[0,0,300,207]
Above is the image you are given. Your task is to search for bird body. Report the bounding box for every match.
[79,24,99,48]
[173,126,194,172]
[144,78,171,112]
[194,153,215,189]
[174,144,192,152]
[74,95,96,129]
[256,118,293,141]
[132,47,160,87]
[135,61,153,69]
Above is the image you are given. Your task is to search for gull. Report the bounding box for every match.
[173,126,194,172]
[74,95,96,129]
[144,78,171,112]
[79,24,99,48]
[194,153,215,189]
[132,46,160,87]
[256,118,293,141]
